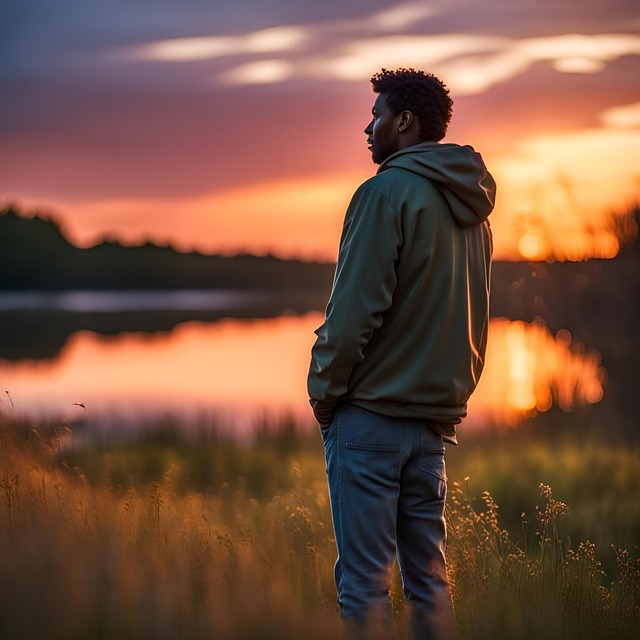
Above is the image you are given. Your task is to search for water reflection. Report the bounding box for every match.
[0,290,258,312]
[468,318,604,428]
[0,314,604,436]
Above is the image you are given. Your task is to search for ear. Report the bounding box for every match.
[398,110,414,132]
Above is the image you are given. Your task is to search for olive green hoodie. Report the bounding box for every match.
[307,141,495,439]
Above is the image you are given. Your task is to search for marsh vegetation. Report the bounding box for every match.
[1,416,637,639]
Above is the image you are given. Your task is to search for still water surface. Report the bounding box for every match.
[0,311,604,438]
[0,290,256,313]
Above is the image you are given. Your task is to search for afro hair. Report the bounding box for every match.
[370,68,453,142]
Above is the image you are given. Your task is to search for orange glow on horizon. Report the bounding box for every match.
[22,122,635,263]
[52,172,370,261]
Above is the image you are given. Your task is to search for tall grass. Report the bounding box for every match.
[446,482,639,639]
[0,417,638,639]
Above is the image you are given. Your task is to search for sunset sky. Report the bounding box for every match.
[1,0,639,261]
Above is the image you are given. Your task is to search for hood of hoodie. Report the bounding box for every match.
[378,142,496,227]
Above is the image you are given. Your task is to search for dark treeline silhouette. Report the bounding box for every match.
[2,204,637,328]
[0,207,333,291]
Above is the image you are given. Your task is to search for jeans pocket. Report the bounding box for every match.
[345,442,401,452]
[419,448,447,502]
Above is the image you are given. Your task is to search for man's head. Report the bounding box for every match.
[365,68,453,164]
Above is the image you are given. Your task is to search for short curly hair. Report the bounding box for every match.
[370,68,453,142]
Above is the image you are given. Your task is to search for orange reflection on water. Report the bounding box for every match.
[0,315,322,431]
[467,319,604,428]
[0,315,605,435]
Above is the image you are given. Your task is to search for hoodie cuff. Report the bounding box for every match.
[309,399,337,428]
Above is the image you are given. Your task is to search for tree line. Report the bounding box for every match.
[0,206,334,292]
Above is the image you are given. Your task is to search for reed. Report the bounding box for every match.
[0,417,637,639]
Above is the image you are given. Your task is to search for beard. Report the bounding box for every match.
[371,139,396,165]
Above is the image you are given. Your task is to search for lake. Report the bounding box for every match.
[0,292,604,439]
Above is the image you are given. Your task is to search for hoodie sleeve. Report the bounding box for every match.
[307,183,402,426]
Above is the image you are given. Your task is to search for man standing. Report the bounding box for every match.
[307,68,495,638]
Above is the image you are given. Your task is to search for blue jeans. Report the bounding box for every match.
[322,404,454,639]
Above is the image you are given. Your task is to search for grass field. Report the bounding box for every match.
[0,414,638,639]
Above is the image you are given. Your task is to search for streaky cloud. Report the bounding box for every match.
[601,102,640,128]
[131,18,640,95]
[327,34,507,82]
[129,1,441,65]
[221,60,293,84]
[134,25,307,61]
[323,33,640,94]
[370,1,439,29]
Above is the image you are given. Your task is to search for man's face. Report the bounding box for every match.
[364,93,400,165]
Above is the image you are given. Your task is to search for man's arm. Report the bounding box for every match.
[307,183,402,426]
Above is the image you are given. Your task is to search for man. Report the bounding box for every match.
[307,68,495,638]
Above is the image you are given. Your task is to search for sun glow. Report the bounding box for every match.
[517,232,547,262]
[489,125,640,261]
